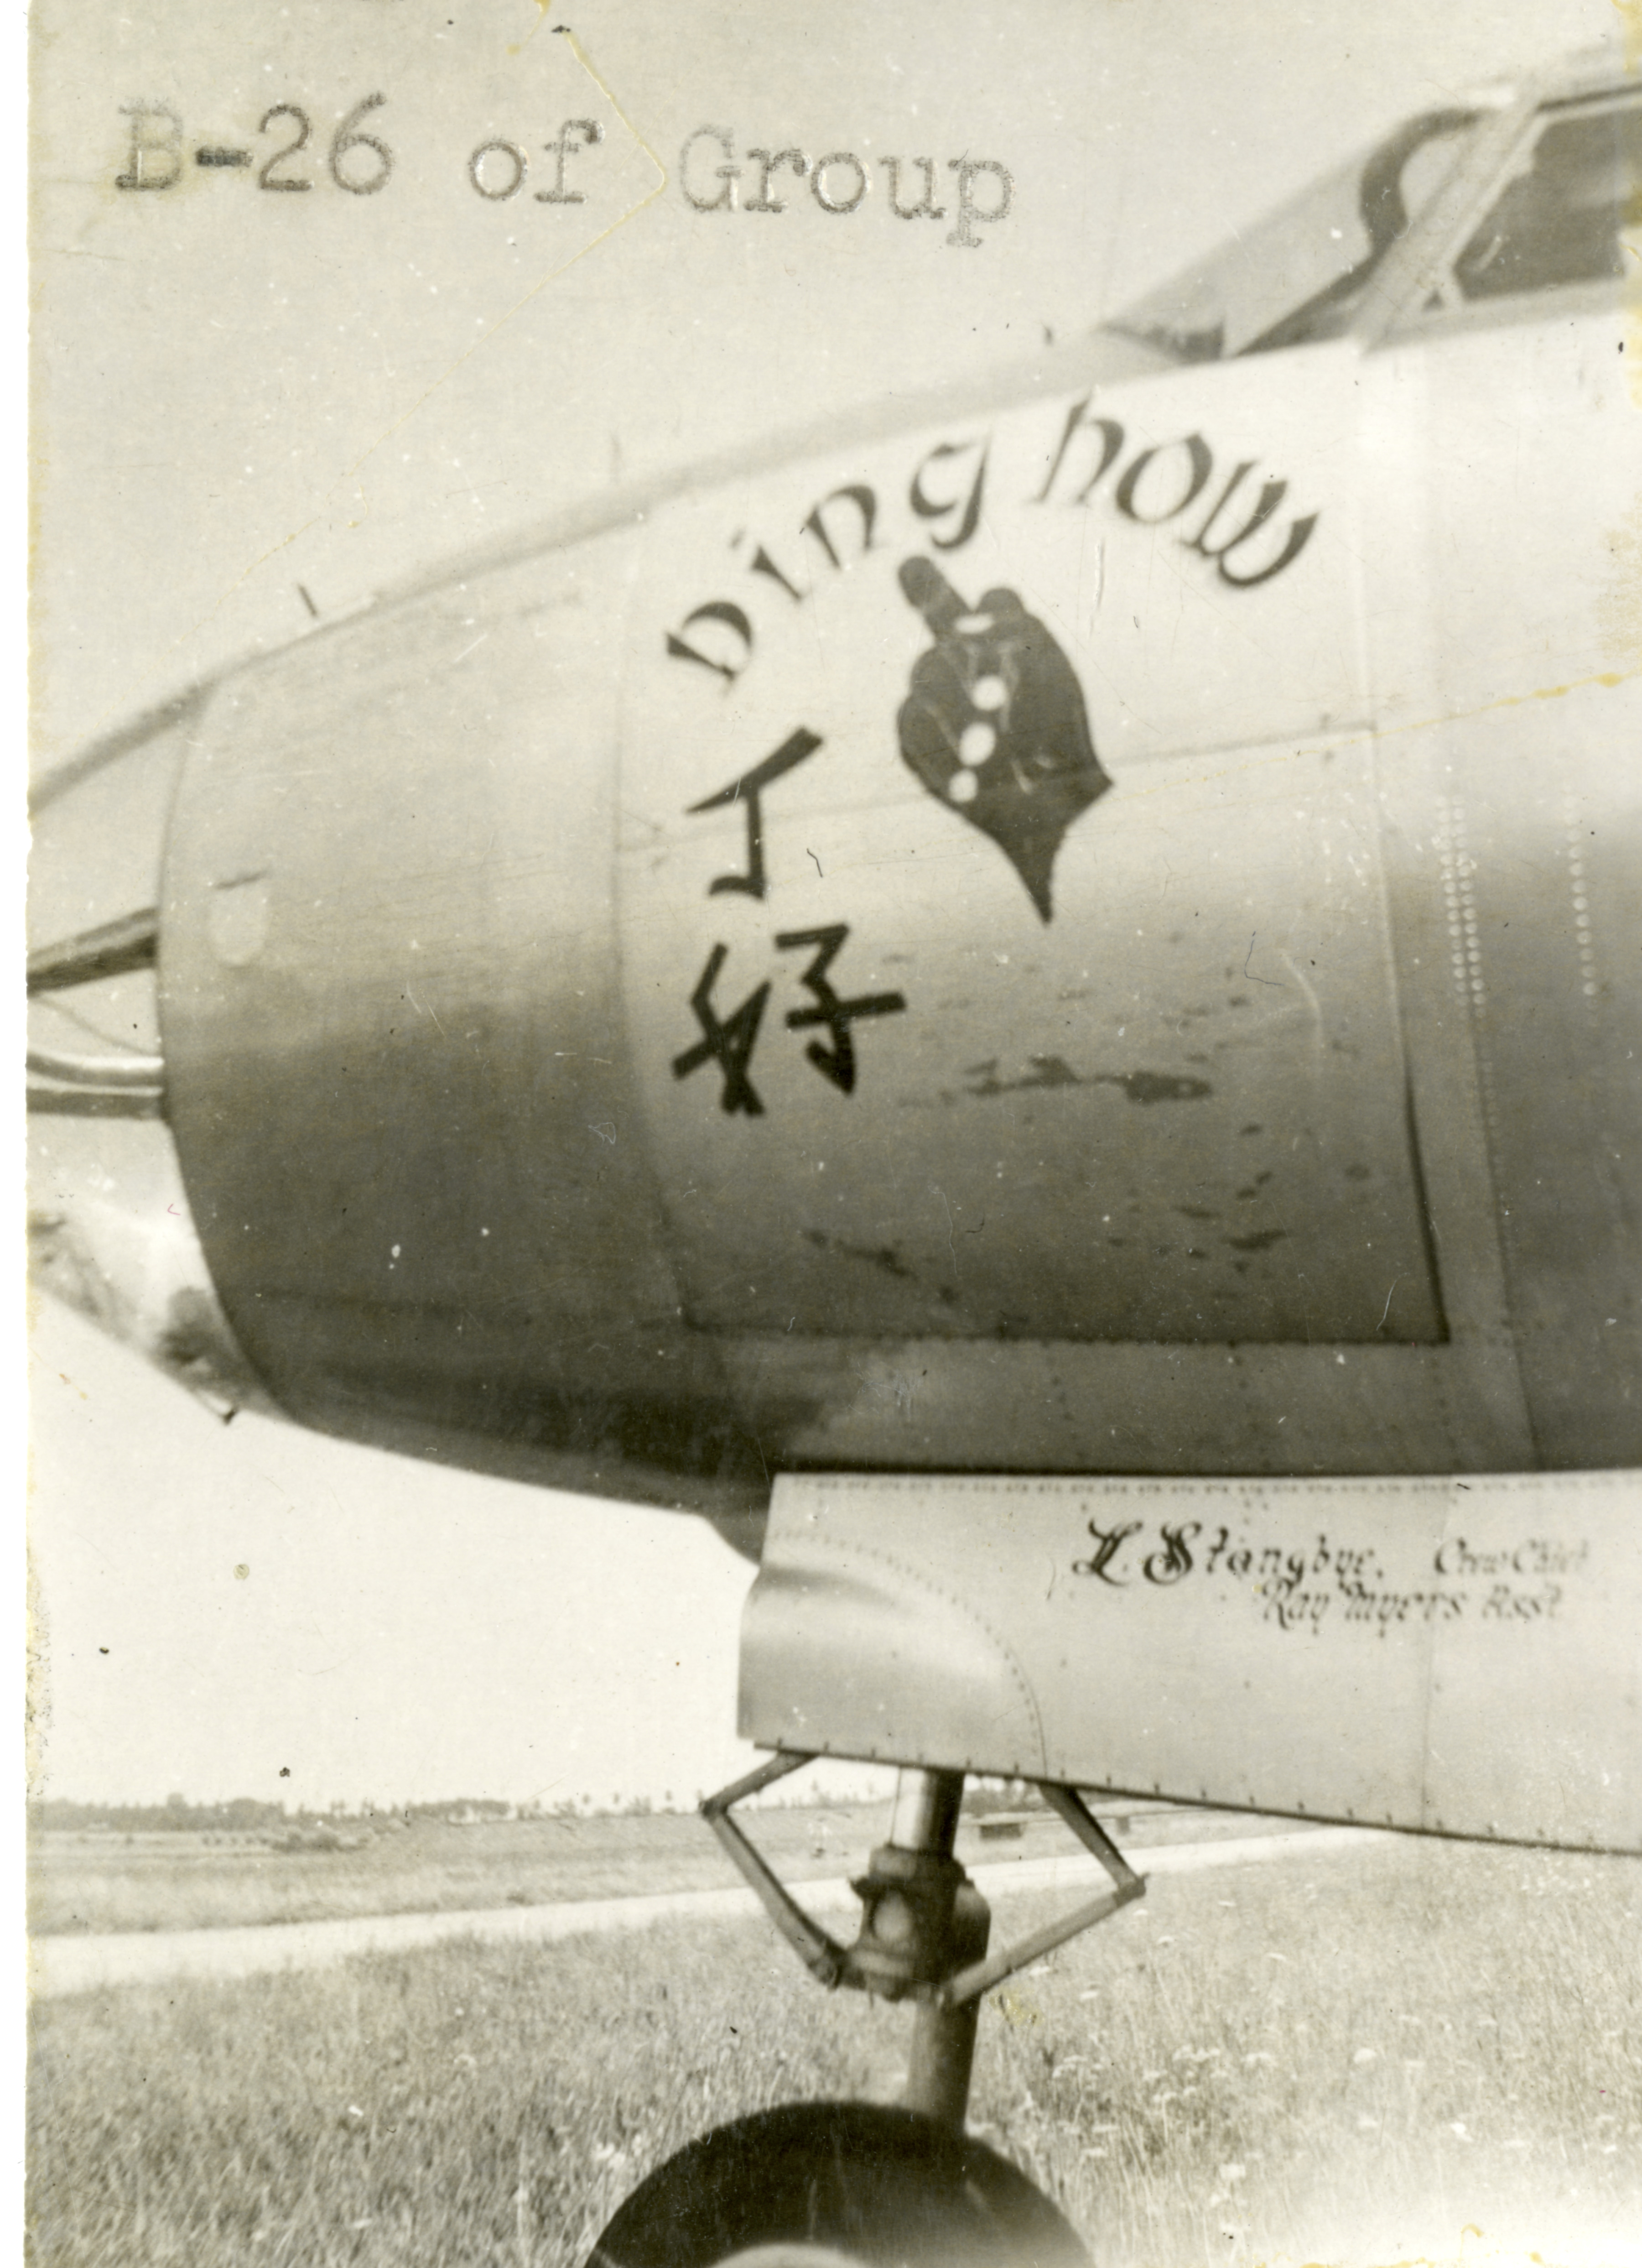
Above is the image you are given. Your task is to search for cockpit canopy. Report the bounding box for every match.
[1103,75,1641,363]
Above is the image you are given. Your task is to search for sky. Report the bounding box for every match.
[26,0,1627,1808]
[29,1298,761,1811]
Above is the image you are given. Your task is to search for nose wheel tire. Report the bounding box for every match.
[586,2101,1088,2268]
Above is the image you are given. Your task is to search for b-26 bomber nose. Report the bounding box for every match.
[29,690,270,1419]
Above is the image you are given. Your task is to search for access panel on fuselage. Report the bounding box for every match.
[618,364,1443,1345]
[742,1472,1641,1853]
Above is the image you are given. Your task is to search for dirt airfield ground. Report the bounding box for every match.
[26,1806,1642,2268]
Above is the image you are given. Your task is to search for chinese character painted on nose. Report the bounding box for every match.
[776,925,907,1094]
[672,944,771,1114]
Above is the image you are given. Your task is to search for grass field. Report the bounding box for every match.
[27,1800,1261,1938]
[29,1809,856,1937]
[28,1835,1641,2268]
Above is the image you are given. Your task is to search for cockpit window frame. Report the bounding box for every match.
[1367,78,1641,345]
[1096,63,1637,372]
[1097,101,1508,369]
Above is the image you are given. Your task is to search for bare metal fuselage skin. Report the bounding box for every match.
[30,60,1642,1851]
[156,276,1639,1492]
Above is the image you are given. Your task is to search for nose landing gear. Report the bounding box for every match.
[587,1757,1145,2267]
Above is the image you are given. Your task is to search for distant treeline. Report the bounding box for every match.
[29,1795,529,1835]
[32,1778,1048,1835]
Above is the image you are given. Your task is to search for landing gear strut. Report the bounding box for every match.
[588,1757,1145,2266]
